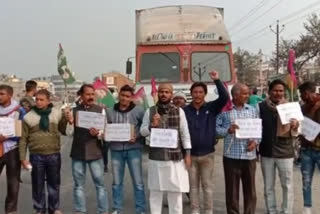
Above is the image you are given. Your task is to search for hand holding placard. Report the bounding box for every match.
[76,111,105,130]
[235,119,262,139]
[150,128,178,148]
[276,102,304,125]
[301,117,320,141]
[104,124,133,142]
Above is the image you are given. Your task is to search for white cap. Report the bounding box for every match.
[173,92,187,101]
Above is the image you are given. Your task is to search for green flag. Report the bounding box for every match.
[57,43,75,84]
[98,90,116,108]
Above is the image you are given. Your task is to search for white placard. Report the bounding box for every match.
[301,117,320,141]
[150,128,178,148]
[276,102,304,125]
[0,117,15,137]
[235,118,262,139]
[76,111,105,130]
[104,123,132,142]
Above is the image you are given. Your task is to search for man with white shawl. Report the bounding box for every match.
[140,83,191,214]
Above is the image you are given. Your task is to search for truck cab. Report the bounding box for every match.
[128,5,236,104]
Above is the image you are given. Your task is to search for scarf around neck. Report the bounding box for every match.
[156,101,171,115]
[0,99,20,116]
[32,103,53,131]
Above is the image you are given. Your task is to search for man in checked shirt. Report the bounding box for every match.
[216,83,260,214]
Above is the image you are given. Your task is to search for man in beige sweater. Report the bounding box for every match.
[19,89,68,214]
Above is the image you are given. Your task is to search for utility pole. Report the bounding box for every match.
[270,20,285,74]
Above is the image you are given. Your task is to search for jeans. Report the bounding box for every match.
[30,153,61,214]
[72,158,108,214]
[0,148,20,213]
[300,148,320,207]
[102,141,109,168]
[189,152,215,213]
[261,157,294,214]
[111,149,146,214]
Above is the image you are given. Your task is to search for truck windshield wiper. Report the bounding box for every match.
[158,52,178,69]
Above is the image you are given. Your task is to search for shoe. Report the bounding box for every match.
[111,210,121,214]
[53,210,63,214]
[303,207,312,214]
[6,212,17,214]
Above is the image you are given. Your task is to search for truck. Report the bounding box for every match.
[126,5,236,104]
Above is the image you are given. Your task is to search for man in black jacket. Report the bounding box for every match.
[65,84,108,214]
[259,79,299,214]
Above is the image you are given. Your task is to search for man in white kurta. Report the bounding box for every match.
[140,83,191,214]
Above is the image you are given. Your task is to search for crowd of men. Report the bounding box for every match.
[0,72,319,214]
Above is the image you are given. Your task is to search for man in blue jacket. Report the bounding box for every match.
[184,70,229,214]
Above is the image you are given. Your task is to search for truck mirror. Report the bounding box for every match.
[126,60,132,75]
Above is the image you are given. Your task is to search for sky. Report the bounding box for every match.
[1,0,319,82]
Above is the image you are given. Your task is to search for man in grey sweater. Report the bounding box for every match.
[106,85,146,214]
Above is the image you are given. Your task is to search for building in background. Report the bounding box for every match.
[101,71,134,93]
[50,75,83,102]
[31,76,55,94]
[0,75,25,99]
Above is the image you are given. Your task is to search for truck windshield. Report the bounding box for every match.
[191,52,231,82]
[140,52,180,83]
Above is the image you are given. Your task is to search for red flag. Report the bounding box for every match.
[133,87,146,99]
[93,78,108,91]
[133,86,149,110]
[221,82,233,112]
[287,49,297,88]
[151,77,158,104]
[151,77,157,96]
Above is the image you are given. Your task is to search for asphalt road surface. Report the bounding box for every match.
[1,136,320,213]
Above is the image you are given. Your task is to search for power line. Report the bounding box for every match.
[229,0,267,32]
[280,0,320,23]
[233,26,269,44]
[233,2,320,45]
[231,0,284,36]
[283,7,320,25]
[285,30,305,39]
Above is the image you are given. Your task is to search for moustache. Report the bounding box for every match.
[88,98,94,102]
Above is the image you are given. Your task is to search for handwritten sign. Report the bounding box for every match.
[301,117,320,141]
[76,111,105,130]
[104,123,133,142]
[150,128,178,148]
[276,102,304,125]
[235,118,262,139]
[0,117,16,137]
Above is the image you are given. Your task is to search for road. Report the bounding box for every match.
[1,136,320,213]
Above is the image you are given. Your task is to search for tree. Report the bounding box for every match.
[273,14,320,74]
[233,48,260,86]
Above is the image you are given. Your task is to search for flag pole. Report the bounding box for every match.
[291,82,294,102]
[64,82,68,104]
